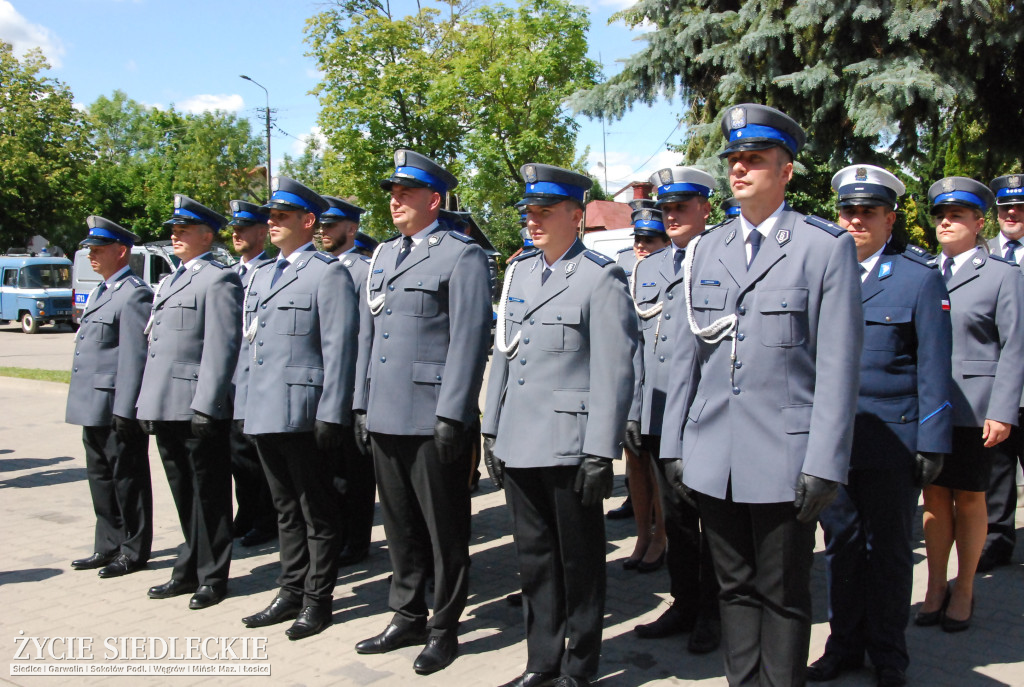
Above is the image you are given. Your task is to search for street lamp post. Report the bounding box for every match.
[240,75,272,201]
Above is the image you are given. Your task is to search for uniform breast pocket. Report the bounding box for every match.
[863,306,912,351]
[540,307,582,352]
[167,294,197,330]
[691,286,728,329]
[404,275,441,317]
[758,288,808,347]
[88,311,116,343]
[369,271,385,293]
[274,293,313,335]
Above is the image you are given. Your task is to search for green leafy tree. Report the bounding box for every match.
[0,43,92,253]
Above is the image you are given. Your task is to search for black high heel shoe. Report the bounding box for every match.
[637,549,666,573]
[941,596,974,633]
[914,586,950,627]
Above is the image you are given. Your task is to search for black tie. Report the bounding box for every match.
[942,257,955,284]
[541,266,552,285]
[94,282,108,299]
[169,265,187,285]
[673,249,684,275]
[238,263,248,278]
[271,260,289,288]
[396,236,413,267]
[747,230,762,269]
[1004,240,1020,263]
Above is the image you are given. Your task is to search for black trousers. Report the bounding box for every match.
[985,413,1024,559]
[153,420,233,587]
[371,432,471,636]
[331,426,376,554]
[255,432,340,606]
[700,492,816,687]
[819,465,917,672]
[505,466,605,679]
[82,425,153,563]
[646,435,719,622]
[229,420,275,536]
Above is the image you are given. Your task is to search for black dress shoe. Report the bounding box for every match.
[240,528,275,547]
[354,622,428,654]
[806,652,864,682]
[72,552,116,570]
[876,666,907,686]
[606,499,634,520]
[189,585,227,610]
[914,586,950,627]
[622,556,642,570]
[286,605,332,640]
[148,579,199,599]
[637,550,666,573]
[553,677,591,687]
[413,633,458,675]
[634,606,694,639]
[687,615,721,654]
[337,545,369,567]
[97,553,146,578]
[242,595,302,628]
[497,672,559,687]
[506,592,523,607]
[941,597,974,633]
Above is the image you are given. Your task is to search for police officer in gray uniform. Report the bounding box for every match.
[67,216,153,579]
[660,104,863,686]
[627,167,720,653]
[320,195,376,567]
[228,200,276,548]
[137,195,242,610]
[353,150,492,675]
[483,164,637,687]
[239,177,359,640]
[979,173,1024,571]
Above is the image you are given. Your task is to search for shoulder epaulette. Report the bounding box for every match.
[703,218,733,236]
[126,275,147,288]
[616,246,633,254]
[988,253,1014,265]
[584,250,614,267]
[384,234,402,244]
[901,244,935,267]
[510,248,541,264]
[446,230,474,244]
[208,260,228,269]
[312,251,337,263]
[804,215,845,237]
[646,246,669,258]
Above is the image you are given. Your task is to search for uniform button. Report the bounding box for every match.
[885,316,892,322]
[738,306,746,315]
[79,334,84,340]
[664,313,671,319]
[435,375,441,381]
[308,376,313,382]
[523,337,530,344]
[74,367,78,372]
[737,332,745,341]
[735,361,742,369]
[388,284,395,291]
[659,355,665,362]
[258,341,264,346]
[258,358,263,365]
[900,415,906,423]
[520,358,527,365]
[704,297,709,304]
[193,372,198,378]
[667,293,673,300]
[417,281,423,286]
[383,332,390,339]
[75,351,79,356]
[556,315,562,321]
[386,308,392,315]
[380,356,386,363]
[529,318,535,325]
[660,335,667,341]
[579,402,586,410]
[289,299,294,304]
[260,321,266,327]
[261,303,267,309]
[150,352,155,358]
[518,378,524,385]
[781,301,788,308]
[156,320,161,325]
[732,386,740,395]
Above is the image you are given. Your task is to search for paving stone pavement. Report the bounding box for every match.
[2,374,1024,686]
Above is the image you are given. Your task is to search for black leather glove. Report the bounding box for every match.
[624,420,643,455]
[353,411,370,455]
[434,417,466,465]
[915,452,946,488]
[112,415,144,442]
[482,435,504,489]
[139,419,157,435]
[190,411,217,439]
[663,458,696,508]
[574,455,614,507]
[232,419,256,446]
[794,473,839,523]
[314,420,346,451]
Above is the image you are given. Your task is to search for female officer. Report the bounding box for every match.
[917,177,1024,632]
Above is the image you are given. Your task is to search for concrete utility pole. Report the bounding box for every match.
[240,75,272,201]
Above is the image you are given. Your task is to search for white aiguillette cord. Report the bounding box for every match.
[366,242,387,316]
[242,261,267,351]
[630,254,665,351]
[144,273,173,339]
[681,232,737,348]
[495,259,521,359]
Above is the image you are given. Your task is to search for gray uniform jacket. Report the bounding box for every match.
[942,248,1024,427]
[987,236,1024,408]
[482,240,637,465]
[355,226,492,435]
[232,254,274,421]
[242,247,359,434]
[66,270,153,427]
[136,255,242,422]
[341,251,373,412]
[660,211,863,503]
[629,246,684,435]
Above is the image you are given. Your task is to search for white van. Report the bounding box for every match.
[582,227,634,260]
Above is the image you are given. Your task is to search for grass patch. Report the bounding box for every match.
[0,367,71,384]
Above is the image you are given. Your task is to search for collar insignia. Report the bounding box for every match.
[775,228,790,246]
[973,256,983,267]
[725,228,736,245]
[878,261,892,278]
[565,262,576,275]
[429,235,440,246]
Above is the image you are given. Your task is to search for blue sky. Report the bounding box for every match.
[2,0,683,198]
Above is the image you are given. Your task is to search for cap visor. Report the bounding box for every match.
[259,200,307,213]
[632,229,666,237]
[837,197,890,208]
[656,192,704,205]
[228,218,261,227]
[380,176,430,192]
[79,237,117,247]
[719,138,789,158]
[519,195,570,207]
[996,197,1024,206]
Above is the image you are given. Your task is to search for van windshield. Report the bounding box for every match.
[19,265,72,289]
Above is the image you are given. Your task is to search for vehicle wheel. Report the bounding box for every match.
[21,312,39,334]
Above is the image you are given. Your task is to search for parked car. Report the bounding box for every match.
[582,227,634,260]
[0,255,75,333]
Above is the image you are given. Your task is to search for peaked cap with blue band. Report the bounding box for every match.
[380,149,457,195]
[353,231,378,252]
[81,215,140,247]
[320,196,364,224]
[163,194,227,230]
[928,176,995,214]
[228,200,270,226]
[649,166,717,204]
[990,174,1024,206]
[720,197,741,217]
[831,164,906,209]
[520,227,533,247]
[630,206,667,238]
[519,163,591,207]
[261,176,329,217]
[719,103,806,159]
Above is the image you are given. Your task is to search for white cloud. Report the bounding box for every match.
[125,59,138,73]
[0,0,65,66]
[588,149,681,196]
[291,125,326,156]
[178,93,245,114]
